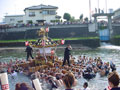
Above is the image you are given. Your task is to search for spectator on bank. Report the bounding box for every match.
[83,82,90,90]
[108,71,120,90]
[62,72,77,90]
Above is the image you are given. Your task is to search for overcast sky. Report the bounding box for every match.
[0,0,120,22]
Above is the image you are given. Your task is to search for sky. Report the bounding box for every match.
[0,0,120,22]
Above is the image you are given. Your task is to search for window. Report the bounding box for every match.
[40,11,42,13]
[29,12,35,16]
[42,10,48,15]
[42,10,56,15]
[49,10,56,15]
[10,18,15,21]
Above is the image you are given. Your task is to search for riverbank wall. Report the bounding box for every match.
[0,24,100,47]
[110,24,120,45]
[110,38,120,45]
[0,24,120,47]
[0,24,97,40]
[0,39,100,48]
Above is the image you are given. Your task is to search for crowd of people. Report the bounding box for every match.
[0,21,90,30]
[0,55,119,90]
[0,45,120,90]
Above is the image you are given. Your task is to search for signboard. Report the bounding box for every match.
[88,23,96,32]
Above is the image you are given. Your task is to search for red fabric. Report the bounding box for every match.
[25,41,29,46]
[61,40,65,45]
[51,50,55,54]
[46,27,49,32]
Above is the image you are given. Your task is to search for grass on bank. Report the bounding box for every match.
[113,35,120,38]
[0,37,99,43]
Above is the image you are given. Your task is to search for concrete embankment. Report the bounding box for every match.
[0,24,100,48]
[0,39,100,48]
[0,24,97,40]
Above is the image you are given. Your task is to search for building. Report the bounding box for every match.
[4,4,60,26]
[4,15,24,26]
[113,8,120,22]
[23,4,58,24]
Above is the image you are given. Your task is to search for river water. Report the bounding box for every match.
[0,44,120,90]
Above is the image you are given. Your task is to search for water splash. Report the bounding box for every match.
[100,42,120,50]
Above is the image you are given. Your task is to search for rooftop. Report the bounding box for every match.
[24,4,58,11]
[5,15,24,17]
[114,8,120,13]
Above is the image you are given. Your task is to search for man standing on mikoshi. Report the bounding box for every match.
[62,44,72,66]
[25,41,34,61]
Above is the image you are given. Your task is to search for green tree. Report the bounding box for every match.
[79,14,83,22]
[70,16,75,22]
[28,20,33,24]
[63,13,71,21]
[84,17,88,22]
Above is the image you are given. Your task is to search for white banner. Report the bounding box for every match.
[0,73,10,90]
[33,79,42,90]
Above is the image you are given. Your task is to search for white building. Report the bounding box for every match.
[4,15,24,26]
[23,4,58,24]
[4,4,60,26]
[113,8,120,22]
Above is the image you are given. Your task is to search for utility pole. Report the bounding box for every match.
[89,0,92,21]
[98,0,99,13]
[14,4,16,15]
[105,0,107,13]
